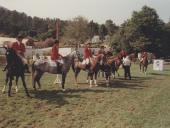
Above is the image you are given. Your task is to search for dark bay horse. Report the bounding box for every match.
[32,51,79,91]
[2,48,30,97]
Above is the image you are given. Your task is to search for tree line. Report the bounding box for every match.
[0,5,170,57]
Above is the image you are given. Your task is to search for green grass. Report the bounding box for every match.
[0,64,170,128]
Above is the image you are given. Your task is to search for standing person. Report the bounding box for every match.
[51,39,63,71]
[123,56,131,80]
[11,34,30,73]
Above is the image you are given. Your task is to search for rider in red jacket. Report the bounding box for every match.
[77,42,92,69]
[51,40,61,60]
[84,43,92,59]
[51,40,63,71]
[3,34,30,73]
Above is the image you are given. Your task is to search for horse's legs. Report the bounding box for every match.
[105,73,110,87]
[61,73,66,91]
[37,72,43,89]
[53,74,61,85]
[8,77,12,97]
[86,72,90,83]
[112,70,116,79]
[89,73,93,88]
[2,73,8,93]
[75,69,80,87]
[94,71,98,87]
[145,65,148,75]
[116,68,120,77]
[21,75,30,97]
[32,71,37,90]
[139,63,142,71]
[142,65,145,73]
[15,76,19,93]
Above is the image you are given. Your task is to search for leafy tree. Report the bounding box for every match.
[105,19,118,36]
[64,16,88,43]
[98,24,107,42]
[111,5,166,57]
[87,20,99,39]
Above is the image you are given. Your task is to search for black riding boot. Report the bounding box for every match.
[25,64,30,73]
[57,62,62,73]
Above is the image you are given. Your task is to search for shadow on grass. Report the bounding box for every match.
[30,88,110,106]
[98,76,150,90]
[30,90,81,107]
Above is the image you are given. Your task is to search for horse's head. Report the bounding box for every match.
[70,50,82,61]
[62,50,82,65]
[5,48,17,63]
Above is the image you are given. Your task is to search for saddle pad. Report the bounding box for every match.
[49,60,57,67]
[34,59,57,67]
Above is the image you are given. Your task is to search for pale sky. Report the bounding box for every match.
[0,0,170,25]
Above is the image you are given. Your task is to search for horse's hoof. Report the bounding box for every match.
[15,88,18,93]
[27,94,31,97]
[8,94,12,97]
[95,84,98,87]
[2,90,5,94]
[62,89,66,92]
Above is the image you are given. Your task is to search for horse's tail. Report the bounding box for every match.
[31,61,36,86]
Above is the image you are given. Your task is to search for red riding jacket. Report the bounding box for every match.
[84,47,92,59]
[11,42,25,55]
[51,44,61,60]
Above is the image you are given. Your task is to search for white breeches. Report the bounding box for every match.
[82,58,92,65]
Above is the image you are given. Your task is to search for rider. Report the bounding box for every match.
[82,42,92,69]
[140,51,148,63]
[11,34,30,73]
[51,39,63,71]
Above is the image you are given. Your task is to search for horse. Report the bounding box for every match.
[32,51,80,91]
[72,54,102,88]
[140,56,148,75]
[2,48,30,97]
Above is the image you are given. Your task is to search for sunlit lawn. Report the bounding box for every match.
[0,64,170,128]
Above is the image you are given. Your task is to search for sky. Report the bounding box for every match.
[0,0,170,25]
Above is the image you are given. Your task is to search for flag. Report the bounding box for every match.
[56,19,60,40]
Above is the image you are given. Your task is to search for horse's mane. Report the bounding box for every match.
[6,48,23,66]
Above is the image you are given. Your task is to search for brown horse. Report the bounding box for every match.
[140,56,148,75]
[72,54,103,87]
[105,54,123,79]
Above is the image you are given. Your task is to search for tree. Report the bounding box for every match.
[87,20,99,39]
[64,16,88,43]
[98,24,107,42]
[111,5,165,56]
[105,19,118,36]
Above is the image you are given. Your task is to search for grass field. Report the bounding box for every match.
[0,64,170,128]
